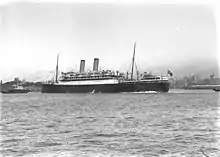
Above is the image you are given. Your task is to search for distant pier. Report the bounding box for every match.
[185,84,220,90]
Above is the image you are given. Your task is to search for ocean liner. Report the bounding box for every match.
[41,43,170,93]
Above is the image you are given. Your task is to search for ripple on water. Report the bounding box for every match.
[1,92,220,156]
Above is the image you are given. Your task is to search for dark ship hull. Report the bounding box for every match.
[2,89,30,94]
[41,81,170,93]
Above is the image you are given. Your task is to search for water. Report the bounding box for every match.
[1,89,220,157]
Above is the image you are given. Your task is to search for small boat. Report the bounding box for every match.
[1,79,30,94]
[0,80,2,94]
[213,88,220,92]
[2,85,30,94]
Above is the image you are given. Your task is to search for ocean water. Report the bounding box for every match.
[0,89,220,157]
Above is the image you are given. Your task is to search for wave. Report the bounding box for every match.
[122,91,158,94]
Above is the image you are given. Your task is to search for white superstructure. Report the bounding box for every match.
[56,78,119,85]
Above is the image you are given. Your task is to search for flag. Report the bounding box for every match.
[167,69,173,77]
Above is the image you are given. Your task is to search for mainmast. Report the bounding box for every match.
[55,53,59,83]
[131,42,136,80]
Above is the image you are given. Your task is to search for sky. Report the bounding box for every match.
[0,0,219,81]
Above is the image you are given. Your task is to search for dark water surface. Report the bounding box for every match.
[1,89,220,157]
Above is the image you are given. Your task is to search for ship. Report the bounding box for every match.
[213,87,220,92]
[41,43,170,93]
[1,80,30,94]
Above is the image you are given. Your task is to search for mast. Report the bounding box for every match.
[55,53,59,83]
[131,42,136,80]
[135,63,139,80]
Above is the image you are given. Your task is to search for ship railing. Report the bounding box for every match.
[140,76,168,80]
[61,70,125,77]
[139,79,169,82]
[60,75,122,81]
[61,74,123,79]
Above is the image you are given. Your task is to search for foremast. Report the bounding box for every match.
[131,42,136,80]
[55,54,59,83]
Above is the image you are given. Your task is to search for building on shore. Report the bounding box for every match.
[169,73,220,89]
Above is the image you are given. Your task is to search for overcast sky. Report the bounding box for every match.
[0,1,218,81]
